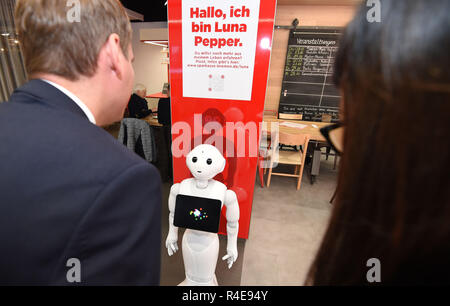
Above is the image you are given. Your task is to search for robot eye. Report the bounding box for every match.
[206,158,213,165]
[192,157,198,163]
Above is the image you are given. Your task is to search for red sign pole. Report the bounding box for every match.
[168,0,277,239]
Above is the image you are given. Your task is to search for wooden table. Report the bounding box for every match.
[262,117,329,142]
[142,114,163,127]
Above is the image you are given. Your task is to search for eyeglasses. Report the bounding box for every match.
[320,122,344,155]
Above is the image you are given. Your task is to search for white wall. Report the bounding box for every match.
[131,22,168,109]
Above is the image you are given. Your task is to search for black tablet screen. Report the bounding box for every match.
[174,194,222,233]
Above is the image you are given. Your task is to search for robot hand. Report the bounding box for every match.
[222,246,238,269]
[165,232,179,256]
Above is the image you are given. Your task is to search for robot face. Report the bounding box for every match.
[186,144,226,180]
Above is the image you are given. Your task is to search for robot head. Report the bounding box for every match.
[186,144,226,180]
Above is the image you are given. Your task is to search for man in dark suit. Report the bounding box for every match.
[0,0,161,285]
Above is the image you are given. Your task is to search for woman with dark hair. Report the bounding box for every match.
[306,0,450,285]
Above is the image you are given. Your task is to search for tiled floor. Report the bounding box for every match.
[104,124,336,286]
[159,156,336,286]
[241,157,336,285]
[160,183,247,286]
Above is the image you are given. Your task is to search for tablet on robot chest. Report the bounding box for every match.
[174,194,222,234]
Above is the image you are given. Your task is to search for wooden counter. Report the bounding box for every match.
[146,92,168,99]
[142,114,163,127]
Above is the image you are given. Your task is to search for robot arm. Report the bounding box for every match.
[166,183,180,256]
[222,189,240,269]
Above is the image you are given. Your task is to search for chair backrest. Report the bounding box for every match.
[269,131,310,165]
[279,131,309,147]
[279,113,303,120]
[270,131,309,153]
[264,109,278,118]
[321,114,332,123]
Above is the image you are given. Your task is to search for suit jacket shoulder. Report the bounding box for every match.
[0,80,161,285]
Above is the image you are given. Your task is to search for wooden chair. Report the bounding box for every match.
[266,131,310,190]
[318,113,338,168]
[279,113,303,121]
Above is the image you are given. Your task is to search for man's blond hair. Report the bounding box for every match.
[15,0,132,81]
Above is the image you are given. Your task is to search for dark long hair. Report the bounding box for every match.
[306,0,450,285]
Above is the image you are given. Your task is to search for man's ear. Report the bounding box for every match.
[101,33,123,80]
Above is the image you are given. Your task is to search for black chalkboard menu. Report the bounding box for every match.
[278,27,342,122]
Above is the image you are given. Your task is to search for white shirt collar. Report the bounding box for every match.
[41,79,97,124]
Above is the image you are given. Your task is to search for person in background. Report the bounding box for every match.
[157,86,173,180]
[128,83,152,119]
[306,0,450,285]
[0,0,161,285]
[157,86,171,127]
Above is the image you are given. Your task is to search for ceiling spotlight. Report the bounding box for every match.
[144,41,168,47]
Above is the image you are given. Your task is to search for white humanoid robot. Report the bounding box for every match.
[165,144,240,286]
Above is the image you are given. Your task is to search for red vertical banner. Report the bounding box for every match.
[168,0,277,239]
